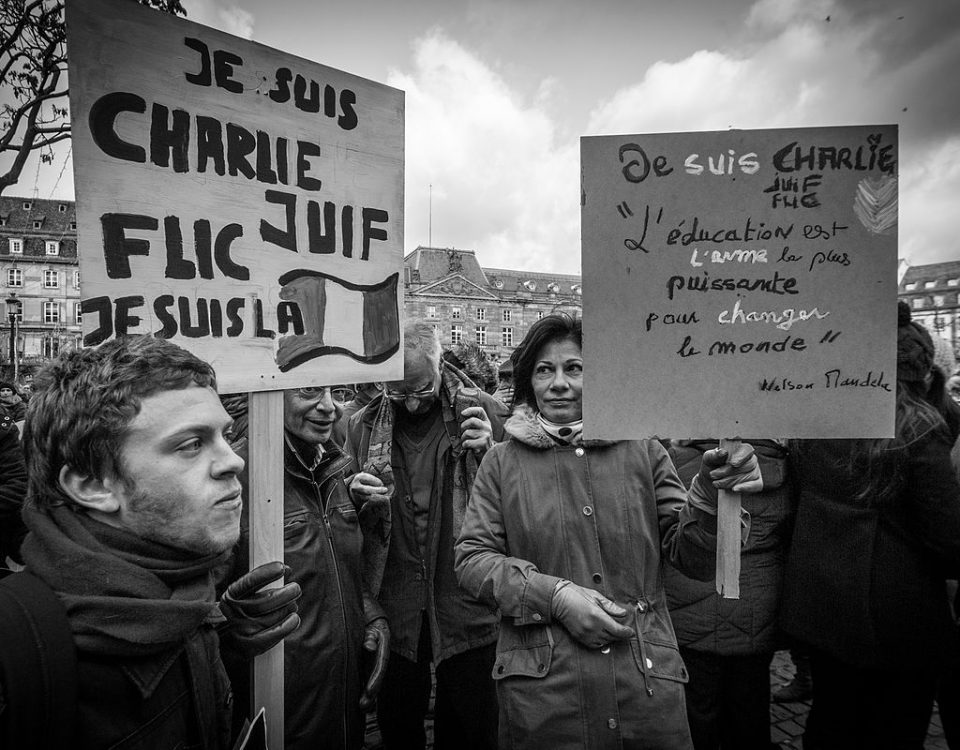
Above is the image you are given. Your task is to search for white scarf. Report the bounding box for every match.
[537,413,583,445]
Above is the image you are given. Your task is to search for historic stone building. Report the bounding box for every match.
[899,259,960,366]
[403,246,582,363]
[0,196,82,376]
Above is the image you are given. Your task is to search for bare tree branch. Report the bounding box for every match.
[0,0,186,196]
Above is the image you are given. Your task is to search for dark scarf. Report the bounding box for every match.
[362,362,481,590]
[21,502,229,659]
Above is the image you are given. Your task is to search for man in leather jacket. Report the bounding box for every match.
[229,385,390,750]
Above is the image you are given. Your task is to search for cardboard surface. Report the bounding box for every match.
[67,0,404,392]
[581,125,898,439]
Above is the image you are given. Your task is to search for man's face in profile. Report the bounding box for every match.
[109,385,245,555]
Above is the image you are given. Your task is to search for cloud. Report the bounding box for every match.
[388,32,581,274]
[180,0,254,39]
[585,0,960,266]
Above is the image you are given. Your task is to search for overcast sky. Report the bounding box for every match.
[10,0,960,274]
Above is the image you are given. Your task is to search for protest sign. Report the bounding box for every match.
[67,0,405,393]
[581,125,898,440]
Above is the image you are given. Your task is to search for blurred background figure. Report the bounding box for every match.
[780,302,960,749]
[442,341,499,395]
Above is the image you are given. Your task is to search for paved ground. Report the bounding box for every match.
[364,650,953,749]
[768,649,950,750]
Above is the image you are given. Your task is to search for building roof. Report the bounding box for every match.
[405,246,582,302]
[900,260,960,290]
[0,196,76,239]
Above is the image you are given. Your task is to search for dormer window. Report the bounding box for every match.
[58,204,67,213]
[22,200,31,210]
[33,219,43,229]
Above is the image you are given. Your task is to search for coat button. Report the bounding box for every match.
[575,447,585,457]
[497,665,505,675]
[601,645,611,654]
[582,506,593,516]
[532,613,542,622]
[608,719,618,730]
[537,663,546,672]
[636,600,646,613]
[592,573,602,584]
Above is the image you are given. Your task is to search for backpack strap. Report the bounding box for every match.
[0,570,78,750]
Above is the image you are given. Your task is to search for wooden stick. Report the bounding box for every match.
[715,437,742,599]
[248,390,285,749]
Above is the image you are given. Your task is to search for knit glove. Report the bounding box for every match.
[219,561,301,658]
[551,581,634,649]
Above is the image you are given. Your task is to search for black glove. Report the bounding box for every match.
[551,581,634,649]
[359,617,390,711]
[219,561,301,658]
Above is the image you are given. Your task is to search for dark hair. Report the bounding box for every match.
[23,336,217,508]
[510,314,582,410]
[842,366,954,506]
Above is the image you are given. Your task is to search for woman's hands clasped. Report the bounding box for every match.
[551,580,634,650]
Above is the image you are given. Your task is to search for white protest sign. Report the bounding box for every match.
[581,125,898,439]
[67,0,404,393]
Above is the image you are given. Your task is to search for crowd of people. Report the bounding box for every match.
[2,302,960,750]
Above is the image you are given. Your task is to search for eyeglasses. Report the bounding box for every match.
[293,386,332,403]
[385,384,436,402]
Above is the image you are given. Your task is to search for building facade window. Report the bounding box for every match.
[42,337,61,359]
[7,268,22,287]
[934,295,945,307]
[476,308,486,321]
[451,324,463,344]
[502,327,513,347]
[912,298,924,309]
[537,311,545,320]
[476,326,487,346]
[8,238,23,254]
[43,302,61,324]
[451,306,462,320]
[502,309,511,322]
[73,270,81,288]
[11,301,21,323]
[75,303,83,324]
[43,269,59,288]
[45,240,59,256]
[426,305,437,318]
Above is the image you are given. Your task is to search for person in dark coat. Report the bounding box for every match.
[664,439,792,750]
[228,385,390,750]
[455,314,764,750]
[780,302,960,749]
[0,412,27,564]
[9,336,298,749]
[344,320,506,750]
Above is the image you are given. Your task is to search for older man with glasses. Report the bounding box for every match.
[344,320,506,750]
[226,384,389,750]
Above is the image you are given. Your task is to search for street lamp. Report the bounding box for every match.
[5,293,19,383]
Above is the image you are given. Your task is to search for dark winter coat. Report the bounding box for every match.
[781,434,960,674]
[455,407,722,750]
[0,415,26,563]
[344,389,506,664]
[663,439,792,655]
[232,435,380,750]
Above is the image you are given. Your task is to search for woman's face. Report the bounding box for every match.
[532,337,583,423]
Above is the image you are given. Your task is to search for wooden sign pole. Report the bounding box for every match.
[248,390,285,749]
[716,437,742,599]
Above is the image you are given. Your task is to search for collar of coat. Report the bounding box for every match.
[505,405,617,449]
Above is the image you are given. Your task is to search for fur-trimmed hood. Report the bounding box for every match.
[504,404,616,449]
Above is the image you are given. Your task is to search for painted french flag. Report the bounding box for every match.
[276,270,400,372]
